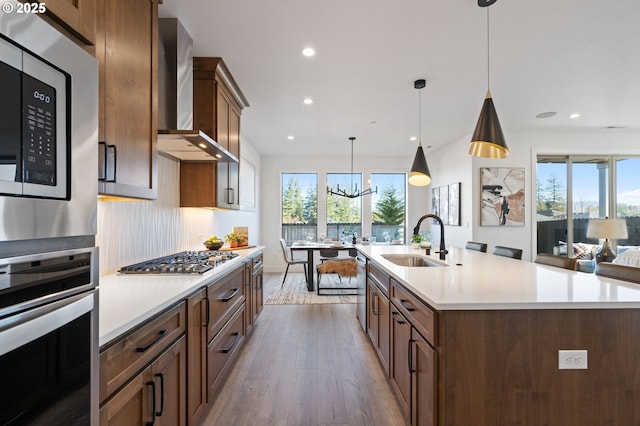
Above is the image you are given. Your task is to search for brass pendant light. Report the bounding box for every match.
[469,1,508,159]
[409,79,432,186]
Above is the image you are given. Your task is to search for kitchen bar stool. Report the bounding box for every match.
[465,241,488,253]
[534,253,577,270]
[493,246,523,260]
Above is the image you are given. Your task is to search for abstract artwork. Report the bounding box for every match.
[448,183,461,226]
[431,183,461,226]
[480,168,525,226]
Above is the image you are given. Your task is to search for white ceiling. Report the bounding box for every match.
[159,0,640,159]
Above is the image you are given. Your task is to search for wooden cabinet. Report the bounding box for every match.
[186,289,208,426]
[367,278,390,373]
[206,267,245,342]
[183,57,248,208]
[252,254,264,324]
[390,304,411,420]
[37,0,96,45]
[411,330,436,426]
[96,0,158,200]
[244,260,254,335]
[99,301,187,426]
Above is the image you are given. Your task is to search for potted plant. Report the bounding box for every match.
[224,233,243,248]
[411,234,422,249]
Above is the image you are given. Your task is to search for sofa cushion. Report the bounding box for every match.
[613,249,640,268]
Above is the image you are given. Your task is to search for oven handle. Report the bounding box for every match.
[0,291,94,357]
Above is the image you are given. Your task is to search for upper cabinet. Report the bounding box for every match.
[182,57,248,209]
[96,0,158,200]
[34,0,97,45]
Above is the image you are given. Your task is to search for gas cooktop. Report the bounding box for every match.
[118,250,239,274]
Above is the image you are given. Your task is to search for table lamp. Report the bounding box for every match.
[586,218,628,263]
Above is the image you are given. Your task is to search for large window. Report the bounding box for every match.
[281,173,317,243]
[326,173,362,239]
[536,156,639,257]
[371,173,406,242]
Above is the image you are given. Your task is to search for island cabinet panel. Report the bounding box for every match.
[38,0,97,45]
[438,309,640,426]
[411,330,436,426]
[390,278,436,346]
[390,304,411,420]
[367,270,390,374]
[186,289,208,426]
[96,0,158,200]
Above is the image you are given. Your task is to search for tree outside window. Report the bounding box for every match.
[282,173,317,243]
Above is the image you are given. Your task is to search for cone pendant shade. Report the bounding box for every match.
[468,90,508,159]
[409,144,431,186]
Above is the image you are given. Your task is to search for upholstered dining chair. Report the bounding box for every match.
[534,253,577,270]
[279,238,308,287]
[595,262,640,284]
[493,246,523,260]
[318,249,339,263]
[465,241,488,253]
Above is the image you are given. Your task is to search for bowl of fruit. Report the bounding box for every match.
[203,235,224,251]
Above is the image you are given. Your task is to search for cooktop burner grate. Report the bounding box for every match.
[118,250,239,274]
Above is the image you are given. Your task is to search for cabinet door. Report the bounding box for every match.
[42,0,97,44]
[244,262,254,335]
[252,261,263,321]
[391,305,411,420]
[411,331,436,426]
[228,106,240,158]
[97,0,158,199]
[216,88,229,149]
[366,280,379,349]
[99,367,152,425]
[151,336,187,426]
[377,291,390,373]
[206,267,245,342]
[186,289,207,426]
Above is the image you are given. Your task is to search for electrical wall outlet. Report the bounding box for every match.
[558,350,588,369]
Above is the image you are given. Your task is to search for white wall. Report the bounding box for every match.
[427,130,640,261]
[97,137,261,275]
[260,155,429,272]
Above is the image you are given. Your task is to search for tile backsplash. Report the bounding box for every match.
[96,155,216,275]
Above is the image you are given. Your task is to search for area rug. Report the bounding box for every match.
[264,272,357,305]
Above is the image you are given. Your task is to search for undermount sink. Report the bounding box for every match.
[381,254,447,267]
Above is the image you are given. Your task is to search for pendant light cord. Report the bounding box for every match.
[418,88,422,147]
[487,7,490,91]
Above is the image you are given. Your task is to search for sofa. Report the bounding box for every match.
[554,242,639,273]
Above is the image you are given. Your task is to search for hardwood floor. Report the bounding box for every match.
[200,303,408,425]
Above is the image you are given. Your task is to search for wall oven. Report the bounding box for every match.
[0,247,98,426]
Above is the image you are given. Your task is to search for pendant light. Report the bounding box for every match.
[469,1,508,159]
[327,137,377,198]
[409,79,432,186]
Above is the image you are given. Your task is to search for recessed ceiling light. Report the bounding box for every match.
[603,126,627,130]
[410,136,417,141]
[569,113,581,119]
[302,47,315,57]
[287,135,294,140]
[303,98,313,105]
[536,111,557,119]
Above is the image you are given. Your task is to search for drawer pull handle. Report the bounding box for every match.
[203,297,210,327]
[145,380,156,426]
[399,299,415,312]
[219,287,240,302]
[219,332,240,353]
[154,373,164,416]
[392,311,406,324]
[408,339,415,373]
[372,292,379,315]
[136,329,167,353]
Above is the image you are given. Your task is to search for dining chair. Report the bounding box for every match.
[279,238,308,287]
[465,241,488,253]
[595,262,640,284]
[534,253,577,270]
[319,249,339,263]
[493,246,523,260]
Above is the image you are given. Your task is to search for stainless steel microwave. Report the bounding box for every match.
[0,35,68,199]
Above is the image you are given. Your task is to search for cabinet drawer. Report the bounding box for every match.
[100,302,186,403]
[207,303,246,398]
[391,278,436,346]
[207,268,245,342]
[368,261,389,297]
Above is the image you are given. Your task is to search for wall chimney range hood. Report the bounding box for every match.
[157,18,238,163]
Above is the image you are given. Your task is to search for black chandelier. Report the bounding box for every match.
[326,137,377,199]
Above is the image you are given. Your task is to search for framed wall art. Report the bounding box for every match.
[431,183,461,226]
[480,167,525,226]
[448,182,461,226]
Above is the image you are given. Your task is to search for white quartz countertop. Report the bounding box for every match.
[98,247,264,347]
[357,244,640,310]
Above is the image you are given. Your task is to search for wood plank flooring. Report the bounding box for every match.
[200,301,408,425]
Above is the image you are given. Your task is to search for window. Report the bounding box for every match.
[536,156,639,257]
[281,173,317,243]
[371,173,406,242]
[326,173,362,240]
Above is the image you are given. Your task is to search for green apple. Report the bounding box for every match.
[206,235,220,242]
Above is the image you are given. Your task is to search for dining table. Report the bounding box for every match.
[290,242,356,291]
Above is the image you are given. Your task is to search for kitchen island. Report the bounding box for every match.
[357,244,640,426]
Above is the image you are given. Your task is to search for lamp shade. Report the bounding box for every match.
[586,218,628,240]
[469,91,508,159]
[409,145,431,186]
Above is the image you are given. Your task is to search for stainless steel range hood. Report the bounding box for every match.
[157,18,238,163]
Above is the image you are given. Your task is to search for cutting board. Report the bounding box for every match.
[220,245,257,251]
